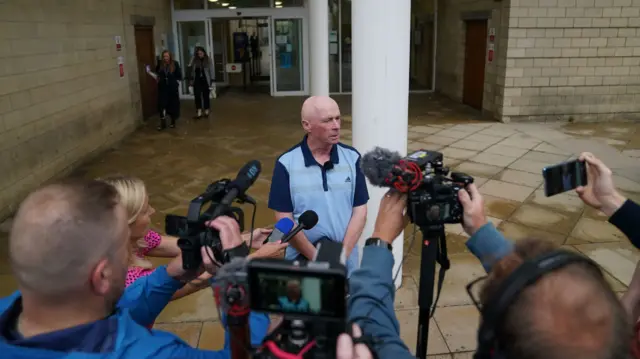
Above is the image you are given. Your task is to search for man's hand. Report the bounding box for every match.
[243,228,273,249]
[576,152,627,217]
[249,241,289,259]
[337,324,373,359]
[458,183,488,236]
[207,216,245,250]
[371,190,408,244]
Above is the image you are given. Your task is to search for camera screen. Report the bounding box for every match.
[249,269,346,320]
[543,160,587,197]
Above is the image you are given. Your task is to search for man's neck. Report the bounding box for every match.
[17,295,108,338]
[306,136,333,161]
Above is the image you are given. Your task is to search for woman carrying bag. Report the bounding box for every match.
[189,46,215,119]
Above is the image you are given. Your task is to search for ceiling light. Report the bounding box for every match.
[275,1,282,4]
[208,0,218,2]
[229,6,237,8]
[276,4,283,8]
[221,2,229,6]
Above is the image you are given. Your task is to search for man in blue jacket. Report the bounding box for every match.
[0,179,268,358]
[348,151,640,359]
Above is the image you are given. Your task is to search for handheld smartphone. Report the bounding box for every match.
[246,258,347,322]
[542,159,587,197]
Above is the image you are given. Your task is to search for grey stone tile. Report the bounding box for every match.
[470,152,518,167]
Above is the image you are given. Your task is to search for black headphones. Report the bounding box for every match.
[474,250,603,359]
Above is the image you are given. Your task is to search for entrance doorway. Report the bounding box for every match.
[462,19,488,110]
[134,26,157,119]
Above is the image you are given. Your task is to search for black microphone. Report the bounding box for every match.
[280,210,319,244]
[360,147,403,187]
[212,160,262,218]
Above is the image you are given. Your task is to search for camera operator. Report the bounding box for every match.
[0,179,268,358]
[349,181,634,359]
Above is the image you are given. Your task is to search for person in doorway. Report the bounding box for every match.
[268,96,369,276]
[146,50,182,130]
[189,46,214,119]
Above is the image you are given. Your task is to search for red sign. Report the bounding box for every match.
[119,63,124,77]
[231,65,236,71]
[115,36,122,51]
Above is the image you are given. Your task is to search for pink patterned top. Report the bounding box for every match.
[125,230,162,287]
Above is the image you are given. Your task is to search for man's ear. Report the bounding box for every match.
[90,258,112,296]
[301,119,311,132]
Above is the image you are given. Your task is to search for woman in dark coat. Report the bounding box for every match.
[189,46,215,119]
[147,50,182,130]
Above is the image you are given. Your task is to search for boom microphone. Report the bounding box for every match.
[212,160,262,218]
[280,210,319,244]
[361,147,423,192]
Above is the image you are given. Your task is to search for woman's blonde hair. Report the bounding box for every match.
[98,175,153,269]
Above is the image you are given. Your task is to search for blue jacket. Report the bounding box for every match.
[0,265,269,359]
[347,223,513,359]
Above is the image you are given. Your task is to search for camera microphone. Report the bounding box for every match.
[361,147,424,192]
[211,160,262,218]
[280,210,319,244]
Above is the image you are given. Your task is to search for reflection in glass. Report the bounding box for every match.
[174,0,204,10]
[276,0,304,7]
[329,0,339,93]
[178,21,206,95]
[340,0,351,92]
[274,19,303,92]
[207,0,271,8]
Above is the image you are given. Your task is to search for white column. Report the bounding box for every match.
[352,0,411,289]
[309,0,330,96]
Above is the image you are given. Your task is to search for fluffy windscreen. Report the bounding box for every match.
[360,147,403,187]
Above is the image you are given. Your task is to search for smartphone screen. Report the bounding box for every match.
[542,159,588,197]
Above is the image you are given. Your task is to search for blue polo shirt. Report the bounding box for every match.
[268,136,369,275]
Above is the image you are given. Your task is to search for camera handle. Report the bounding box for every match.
[415,224,450,359]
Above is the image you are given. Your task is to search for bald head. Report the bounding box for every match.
[301,96,341,145]
[481,238,631,359]
[9,179,128,299]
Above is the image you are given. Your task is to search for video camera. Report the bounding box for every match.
[164,160,261,270]
[402,149,474,227]
[213,242,350,359]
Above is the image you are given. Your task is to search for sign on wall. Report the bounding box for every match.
[118,56,125,78]
[115,36,122,51]
[226,63,242,73]
[487,43,494,63]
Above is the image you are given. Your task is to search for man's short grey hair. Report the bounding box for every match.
[9,179,122,300]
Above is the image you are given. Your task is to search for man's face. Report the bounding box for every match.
[286,282,301,301]
[304,100,341,145]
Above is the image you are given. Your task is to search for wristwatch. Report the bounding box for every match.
[365,237,392,251]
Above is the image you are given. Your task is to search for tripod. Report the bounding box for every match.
[415,224,450,359]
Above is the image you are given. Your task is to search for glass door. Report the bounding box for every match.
[177,20,210,97]
[270,17,305,95]
[210,19,228,86]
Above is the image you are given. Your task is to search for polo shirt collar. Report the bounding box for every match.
[301,135,339,167]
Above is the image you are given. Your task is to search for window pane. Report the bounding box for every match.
[340,0,352,92]
[274,19,303,92]
[207,0,271,8]
[329,0,339,93]
[174,0,204,10]
[275,0,304,7]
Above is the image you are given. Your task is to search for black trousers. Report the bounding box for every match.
[194,78,210,110]
[158,84,180,120]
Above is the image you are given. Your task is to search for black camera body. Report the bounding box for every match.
[247,258,348,359]
[164,179,245,270]
[404,149,474,227]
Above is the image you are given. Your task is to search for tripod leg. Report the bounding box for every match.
[415,226,443,359]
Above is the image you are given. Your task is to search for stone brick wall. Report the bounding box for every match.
[0,0,171,219]
[435,0,510,118]
[503,0,640,122]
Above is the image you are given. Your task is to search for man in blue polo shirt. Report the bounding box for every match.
[268,96,369,275]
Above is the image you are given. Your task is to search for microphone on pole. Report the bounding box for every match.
[280,210,319,244]
[211,160,262,218]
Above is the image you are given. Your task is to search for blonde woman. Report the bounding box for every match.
[99,176,287,313]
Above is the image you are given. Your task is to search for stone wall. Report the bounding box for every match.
[503,0,640,122]
[435,0,510,119]
[0,0,172,219]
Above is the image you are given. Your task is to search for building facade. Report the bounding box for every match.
[0,0,173,219]
[170,0,640,122]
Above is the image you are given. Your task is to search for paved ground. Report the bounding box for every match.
[1,92,639,357]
